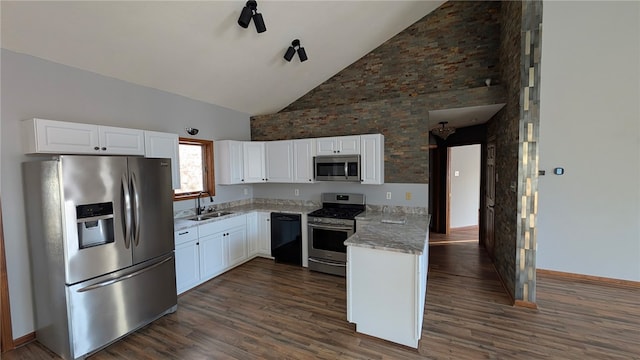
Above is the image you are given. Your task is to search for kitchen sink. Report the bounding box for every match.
[187,211,233,221]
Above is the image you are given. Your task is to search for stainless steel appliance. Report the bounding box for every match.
[314,155,361,182]
[307,193,365,276]
[23,156,178,360]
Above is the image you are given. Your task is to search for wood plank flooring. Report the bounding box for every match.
[5,229,640,359]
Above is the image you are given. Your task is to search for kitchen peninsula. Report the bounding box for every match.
[346,211,430,348]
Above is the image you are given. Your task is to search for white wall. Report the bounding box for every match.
[449,145,480,228]
[538,1,640,281]
[0,49,251,337]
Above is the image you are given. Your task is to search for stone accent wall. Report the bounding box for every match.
[488,0,542,304]
[487,0,521,302]
[515,0,542,305]
[251,1,505,184]
[282,1,501,112]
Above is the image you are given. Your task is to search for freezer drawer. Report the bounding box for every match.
[66,254,177,359]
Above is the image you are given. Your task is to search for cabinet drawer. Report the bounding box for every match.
[174,228,198,246]
[198,214,245,237]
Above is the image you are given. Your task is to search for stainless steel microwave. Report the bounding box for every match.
[314,155,361,182]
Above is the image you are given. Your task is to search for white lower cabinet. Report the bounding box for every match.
[174,215,248,295]
[174,228,200,294]
[226,225,248,268]
[199,232,227,281]
[247,212,272,258]
[257,212,272,257]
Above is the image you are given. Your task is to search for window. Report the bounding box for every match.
[174,137,215,200]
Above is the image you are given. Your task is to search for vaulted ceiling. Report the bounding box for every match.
[1,1,446,116]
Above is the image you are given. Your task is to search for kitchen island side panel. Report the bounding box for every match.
[347,245,427,348]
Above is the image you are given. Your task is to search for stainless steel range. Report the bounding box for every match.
[307,193,365,276]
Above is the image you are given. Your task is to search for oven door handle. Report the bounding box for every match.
[308,258,347,267]
[308,223,354,231]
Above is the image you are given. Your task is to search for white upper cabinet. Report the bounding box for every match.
[98,125,145,155]
[360,134,385,185]
[216,140,245,185]
[292,139,316,183]
[243,142,266,183]
[22,118,144,155]
[316,135,361,156]
[144,131,180,189]
[266,140,294,183]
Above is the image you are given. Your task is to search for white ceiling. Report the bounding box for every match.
[1,1,445,116]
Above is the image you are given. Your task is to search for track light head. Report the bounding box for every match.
[237,2,254,28]
[284,46,296,62]
[297,47,308,62]
[253,12,266,33]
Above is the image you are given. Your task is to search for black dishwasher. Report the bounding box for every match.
[270,213,302,266]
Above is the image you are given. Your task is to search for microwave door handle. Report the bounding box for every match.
[344,162,348,180]
[121,175,132,249]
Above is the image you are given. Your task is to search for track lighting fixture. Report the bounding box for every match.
[238,1,266,33]
[284,39,308,62]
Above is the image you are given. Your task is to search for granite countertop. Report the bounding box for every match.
[174,203,320,231]
[346,211,430,255]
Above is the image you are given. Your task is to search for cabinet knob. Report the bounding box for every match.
[101,147,107,151]
[241,179,245,182]
[94,146,100,151]
[196,242,199,245]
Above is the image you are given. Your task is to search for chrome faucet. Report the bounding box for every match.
[196,192,214,215]
[196,192,204,215]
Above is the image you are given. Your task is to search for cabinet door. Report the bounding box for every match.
[217,140,245,185]
[226,225,248,268]
[27,118,100,154]
[175,240,200,294]
[145,131,180,189]
[99,126,145,155]
[360,134,384,185]
[199,233,226,281]
[266,140,294,183]
[316,137,337,156]
[243,142,266,183]
[258,212,272,256]
[246,213,259,257]
[293,139,315,183]
[337,136,361,155]
[229,141,245,184]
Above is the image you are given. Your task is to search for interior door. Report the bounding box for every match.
[485,141,496,258]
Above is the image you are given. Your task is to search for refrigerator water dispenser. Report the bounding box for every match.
[76,202,115,248]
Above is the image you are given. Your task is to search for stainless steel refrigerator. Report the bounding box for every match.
[23,155,178,360]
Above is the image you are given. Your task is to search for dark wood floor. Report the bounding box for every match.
[5,228,640,359]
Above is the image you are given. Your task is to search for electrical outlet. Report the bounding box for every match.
[405,192,412,200]
[294,189,299,196]
[386,192,392,200]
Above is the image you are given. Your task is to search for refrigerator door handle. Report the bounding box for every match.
[122,175,132,249]
[131,172,141,246]
[76,255,173,292]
